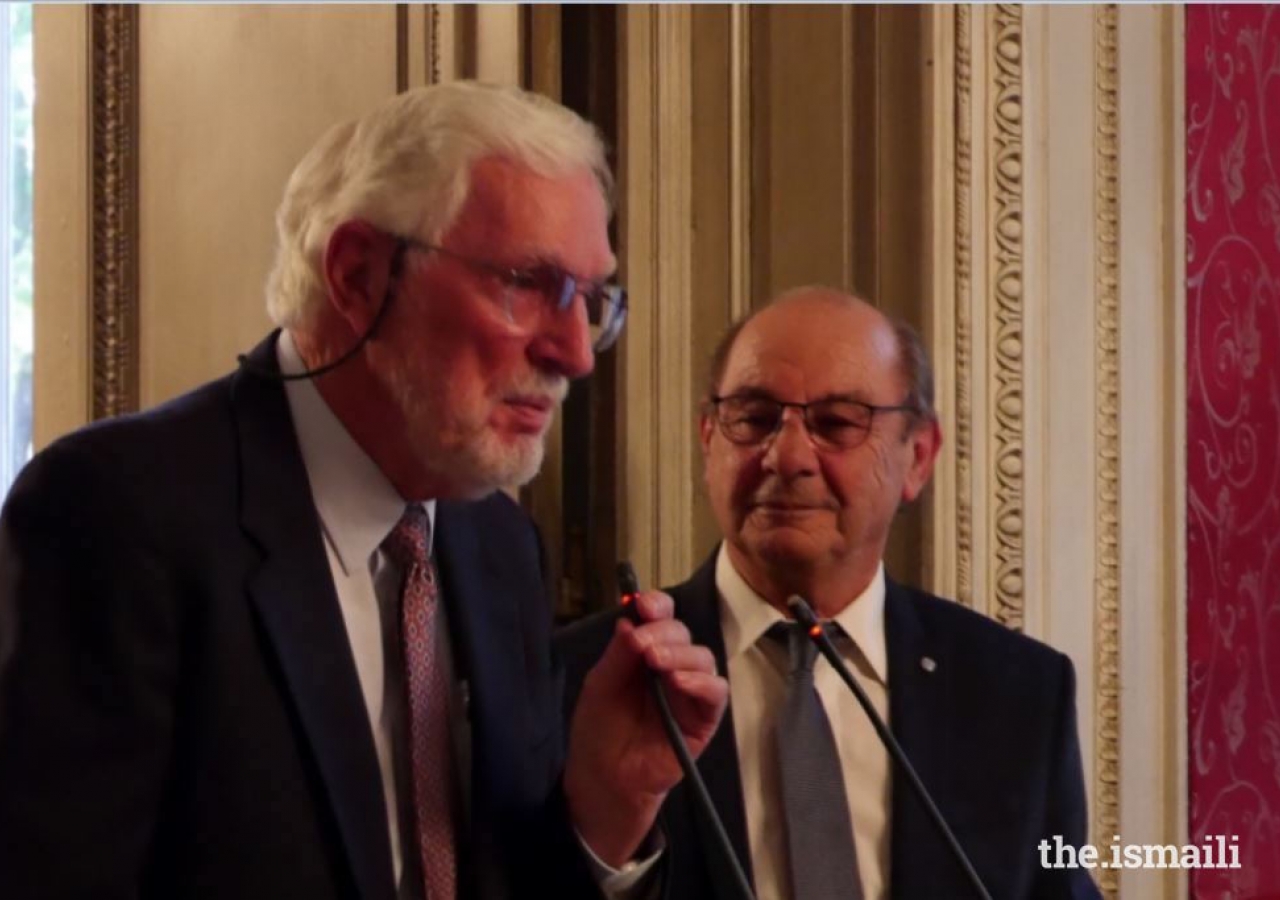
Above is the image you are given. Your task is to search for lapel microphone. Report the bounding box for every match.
[787,595,995,900]
[617,562,756,900]
[236,242,408,382]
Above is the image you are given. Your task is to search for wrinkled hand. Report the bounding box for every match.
[564,590,729,868]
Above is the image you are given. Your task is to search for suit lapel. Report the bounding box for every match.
[432,500,529,777]
[432,500,528,900]
[669,552,755,900]
[233,334,396,900]
[885,580,954,898]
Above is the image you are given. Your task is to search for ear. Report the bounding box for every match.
[322,220,398,337]
[900,417,943,503]
[698,409,716,479]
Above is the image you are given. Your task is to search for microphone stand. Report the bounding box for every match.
[617,563,756,900]
[786,595,994,900]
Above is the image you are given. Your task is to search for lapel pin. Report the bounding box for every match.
[920,656,938,673]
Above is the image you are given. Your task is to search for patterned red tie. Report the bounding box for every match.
[383,506,457,900]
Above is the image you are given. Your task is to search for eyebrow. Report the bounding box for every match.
[524,251,617,285]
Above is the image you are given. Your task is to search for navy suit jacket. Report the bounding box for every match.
[556,552,1102,900]
[0,334,599,900]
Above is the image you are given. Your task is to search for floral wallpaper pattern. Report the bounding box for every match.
[1186,6,1280,898]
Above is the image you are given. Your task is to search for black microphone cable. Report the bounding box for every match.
[616,562,756,900]
[786,594,995,900]
[236,240,409,382]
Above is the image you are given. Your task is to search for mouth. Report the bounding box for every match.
[500,395,556,433]
[752,501,829,514]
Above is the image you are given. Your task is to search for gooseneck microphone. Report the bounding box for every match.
[786,595,995,900]
[616,562,756,900]
[236,242,408,382]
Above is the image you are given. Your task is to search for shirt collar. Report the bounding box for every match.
[715,543,889,685]
[277,329,435,575]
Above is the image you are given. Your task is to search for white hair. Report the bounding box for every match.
[265,80,612,329]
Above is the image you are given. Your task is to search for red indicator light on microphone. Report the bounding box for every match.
[809,624,822,639]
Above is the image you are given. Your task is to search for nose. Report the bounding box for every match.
[760,407,820,479]
[528,293,595,379]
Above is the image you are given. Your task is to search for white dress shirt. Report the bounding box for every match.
[276,331,651,899]
[717,545,892,900]
[278,331,436,897]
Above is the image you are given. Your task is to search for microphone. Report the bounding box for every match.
[236,242,408,381]
[616,562,756,900]
[786,594,995,900]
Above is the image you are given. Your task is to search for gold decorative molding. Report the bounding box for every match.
[989,4,1025,630]
[429,5,440,83]
[90,5,139,420]
[1093,5,1121,896]
[953,5,975,609]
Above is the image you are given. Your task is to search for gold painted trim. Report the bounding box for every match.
[1093,5,1121,895]
[422,3,441,84]
[89,4,139,420]
[989,4,1025,630]
[954,5,974,609]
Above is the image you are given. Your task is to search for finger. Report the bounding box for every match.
[641,643,716,675]
[662,670,730,707]
[630,590,674,623]
[623,617,692,655]
[662,672,730,734]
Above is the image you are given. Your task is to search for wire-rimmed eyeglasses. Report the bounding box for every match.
[706,393,918,451]
[396,236,628,352]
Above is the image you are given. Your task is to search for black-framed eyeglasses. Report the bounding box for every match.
[395,236,628,352]
[706,393,917,450]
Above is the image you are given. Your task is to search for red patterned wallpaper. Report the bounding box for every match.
[1186,6,1280,898]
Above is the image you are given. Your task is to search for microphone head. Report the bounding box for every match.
[786,594,819,627]
[616,562,640,598]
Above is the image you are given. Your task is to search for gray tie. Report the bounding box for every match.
[771,622,864,900]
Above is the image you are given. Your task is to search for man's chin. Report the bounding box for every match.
[745,527,826,567]
[418,435,546,499]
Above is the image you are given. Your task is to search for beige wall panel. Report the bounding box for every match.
[688,5,741,559]
[33,6,90,447]
[137,5,398,407]
[472,5,521,85]
[750,5,853,300]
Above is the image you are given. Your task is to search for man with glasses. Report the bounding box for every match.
[0,82,726,900]
[559,287,1100,899]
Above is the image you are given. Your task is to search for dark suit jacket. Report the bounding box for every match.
[556,551,1102,900]
[0,334,599,900]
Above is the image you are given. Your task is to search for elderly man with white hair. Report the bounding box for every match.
[0,82,726,900]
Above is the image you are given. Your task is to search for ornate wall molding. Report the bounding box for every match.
[397,6,443,89]
[989,4,1026,630]
[429,5,440,83]
[90,5,140,420]
[1093,5,1121,895]
[953,5,975,609]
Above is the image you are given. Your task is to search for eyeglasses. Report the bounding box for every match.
[396,237,628,352]
[706,393,917,451]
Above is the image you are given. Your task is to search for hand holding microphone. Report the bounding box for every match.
[563,564,730,872]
